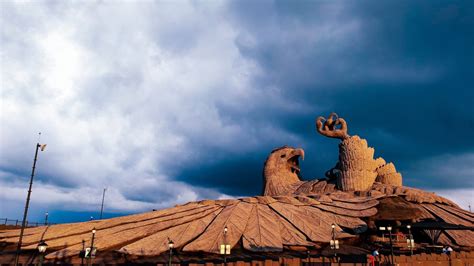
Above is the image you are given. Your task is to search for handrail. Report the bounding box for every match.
[1,217,56,227]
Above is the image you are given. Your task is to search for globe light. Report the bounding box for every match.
[37,240,48,253]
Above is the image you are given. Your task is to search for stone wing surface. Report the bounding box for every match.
[0,194,378,259]
[2,189,473,260]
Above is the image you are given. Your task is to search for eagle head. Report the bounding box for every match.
[263,146,305,196]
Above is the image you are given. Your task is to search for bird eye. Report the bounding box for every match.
[280,154,286,158]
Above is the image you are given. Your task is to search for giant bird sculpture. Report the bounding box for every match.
[1,113,473,262]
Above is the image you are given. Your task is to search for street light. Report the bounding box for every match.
[168,238,174,266]
[330,223,339,263]
[406,225,415,255]
[14,138,47,266]
[44,212,48,225]
[379,226,386,242]
[220,226,230,266]
[387,226,394,266]
[37,240,48,266]
[379,226,394,265]
[88,228,96,266]
[80,239,86,266]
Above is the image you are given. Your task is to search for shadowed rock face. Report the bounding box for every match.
[1,114,473,260]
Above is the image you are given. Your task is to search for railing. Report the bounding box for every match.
[1,218,56,227]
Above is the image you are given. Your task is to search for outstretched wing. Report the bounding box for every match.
[296,180,474,247]
[0,195,377,259]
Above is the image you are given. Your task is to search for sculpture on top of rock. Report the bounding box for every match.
[316,113,402,191]
[3,112,473,262]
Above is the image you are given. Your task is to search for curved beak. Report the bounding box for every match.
[290,148,305,160]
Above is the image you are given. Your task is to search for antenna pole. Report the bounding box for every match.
[99,188,107,219]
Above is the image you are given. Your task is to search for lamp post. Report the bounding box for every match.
[81,239,85,266]
[406,225,414,256]
[44,212,49,226]
[330,223,339,263]
[37,240,48,266]
[379,226,386,242]
[14,140,47,266]
[220,226,230,266]
[168,238,174,266]
[387,226,394,266]
[379,226,394,265]
[223,226,228,266]
[88,228,96,266]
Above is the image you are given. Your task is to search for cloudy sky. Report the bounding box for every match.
[1,1,473,223]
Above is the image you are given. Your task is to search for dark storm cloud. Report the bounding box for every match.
[175,0,474,195]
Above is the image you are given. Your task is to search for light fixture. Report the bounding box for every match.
[387,226,392,231]
[37,240,48,266]
[37,240,48,253]
[168,239,174,249]
[407,224,414,255]
[379,226,386,231]
[222,226,230,265]
[13,137,47,266]
[331,223,335,229]
[92,228,96,234]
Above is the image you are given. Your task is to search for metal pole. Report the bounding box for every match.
[332,226,336,259]
[89,229,96,266]
[14,143,41,266]
[99,188,107,219]
[389,228,394,266]
[169,247,172,266]
[38,252,44,266]
[224,227,227,266]
[408,227,413,256]
[44,212,48,225]
[81,240,85,266]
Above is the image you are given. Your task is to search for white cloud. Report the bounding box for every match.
[0,2,289,220]
[434,189,474,212]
